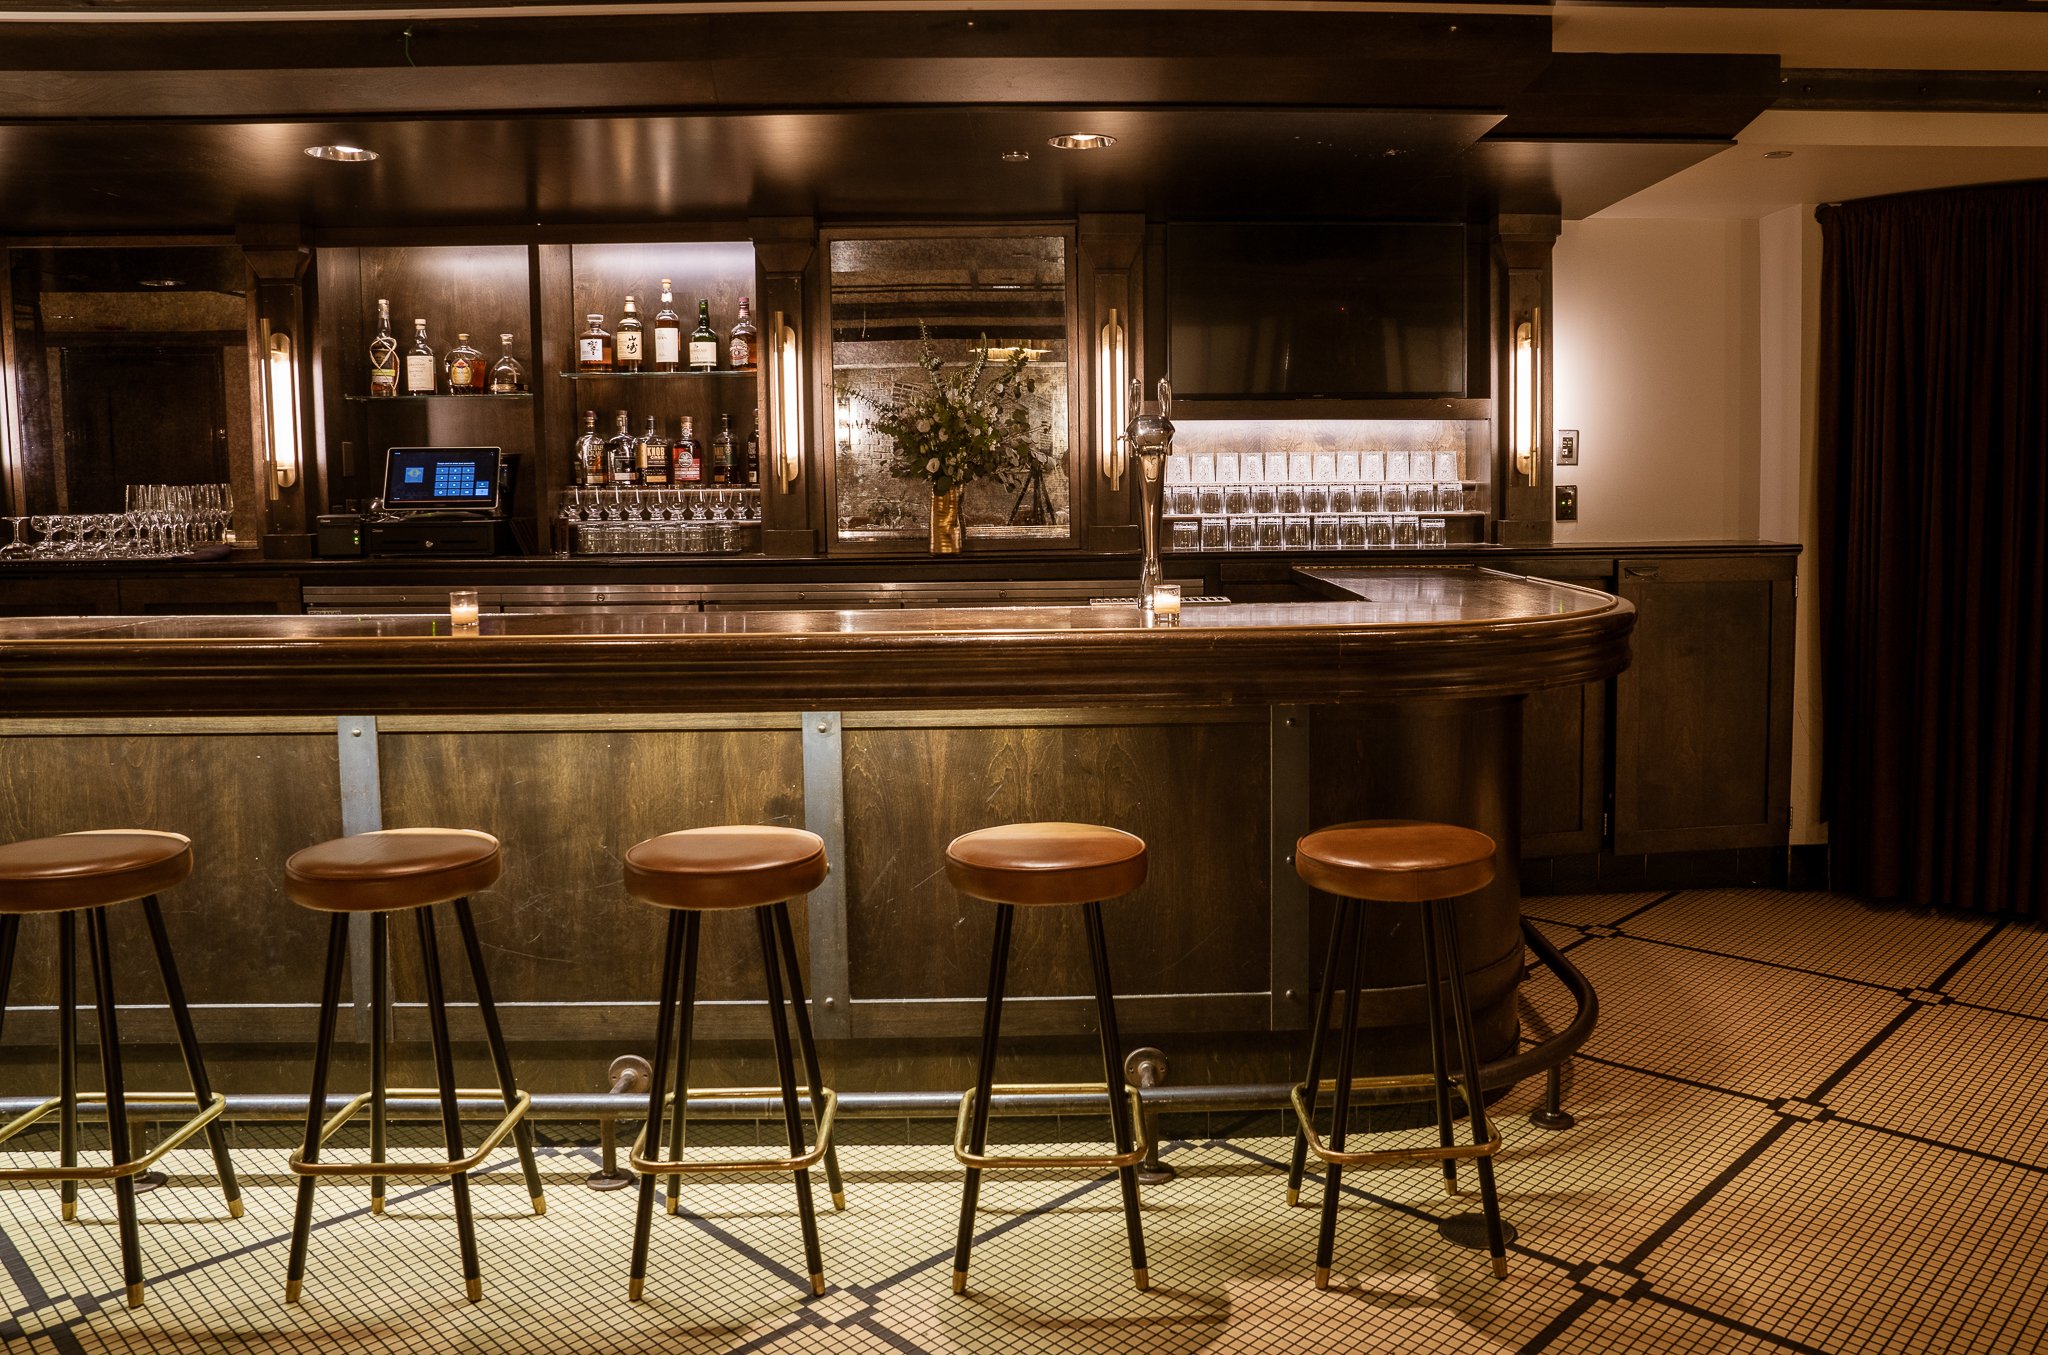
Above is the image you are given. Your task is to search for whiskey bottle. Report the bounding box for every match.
[403,317,436,395]
[673,416,702,486]
[653,280,682,372]
[689,299,718,372]
[445,333,485,394]
[604,409,638,486]
[488,333,525,393]
[743,423,761,486]
[616,295,644,373]
[729,297,758,370]
[710,413,736,485]
[577,314,614,372]
[574,409,605,487]
[636,414,671,486]
[368,298,399,397]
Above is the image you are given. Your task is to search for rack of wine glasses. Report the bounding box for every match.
[554,486,763,556]
[0,483,235,561]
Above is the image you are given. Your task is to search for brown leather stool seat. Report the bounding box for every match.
[0,830,193,914]
[284,828,501,913]
[624,826,828,911]
[944,822,1148,906]
[1294,819,1496,903]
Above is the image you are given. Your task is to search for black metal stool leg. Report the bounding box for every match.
[1436,901,1508,1278]
[369,911,389,1214]
[417,905,482,1303]
[757,906,826,1296]
[286,914,349,1303]
[1289,902,1358,1207]
[0,915,17,1039]
[58,911,79,1223]
[629,911,686,1302]
[84,908,143,1308]
[1083,901,1150,1292]
[451,897,546,1217]
[139,896,242,1217]
[1418,901,1460,1197]
[663,911,700,1217]
[773,901,845,1211]
[952,901,1013,1295]
[1313,900,1367,1290]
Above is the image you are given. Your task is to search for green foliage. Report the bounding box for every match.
[845,322,1050,494]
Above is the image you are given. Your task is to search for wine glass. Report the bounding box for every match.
[0,516,31,559]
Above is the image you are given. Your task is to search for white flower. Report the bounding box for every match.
[916,419,931,433]
[926,457,940,474]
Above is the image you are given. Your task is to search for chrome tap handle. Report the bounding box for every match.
[1156,377,1171,421]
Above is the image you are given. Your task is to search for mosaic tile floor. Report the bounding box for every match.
[5,887,2047,1353]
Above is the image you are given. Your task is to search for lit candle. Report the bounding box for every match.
[1150,583,1182,622]
[449,589,480,631]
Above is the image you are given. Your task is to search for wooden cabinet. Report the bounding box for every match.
[1504,555,1612,858]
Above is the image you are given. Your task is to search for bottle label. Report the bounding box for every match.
[675,449,701,483]
[689,339,717,368]
[579,337,607,363]
[491,371,516,394]
[450,358,474,388]
[729,336,752,367]
[617,331,643,361]
[655,330,681,365]
[405,355,435,392]
[371,361,397,395]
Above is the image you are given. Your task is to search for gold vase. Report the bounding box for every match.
[929,484,964,554]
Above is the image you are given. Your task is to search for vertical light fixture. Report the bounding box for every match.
[261,321,301,492]
[1512,308,1539,480]
[1098,307,1129,489]
[769,310,804,492]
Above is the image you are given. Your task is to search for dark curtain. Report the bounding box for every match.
[1817,182,2048,920]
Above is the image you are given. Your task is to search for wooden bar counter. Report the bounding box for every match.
[0,566,1631,1098]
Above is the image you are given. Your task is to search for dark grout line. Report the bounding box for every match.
[1617,1118,1794,1271]
[1929,919,2010,989]
[1610,890,1683,927]
[1825,1115,2048,1177]
[1639,1290,1835,1353]
[1946,996,2048,1026]
[1806,1004,1921,1101]
[1600,930,1917,995]
[1516,1290,1602,1354]
[1566,1051,1781,1106]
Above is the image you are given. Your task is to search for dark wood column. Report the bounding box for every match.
[1078,213,1145,553]
[1494,213,1558,547]
[754,217,820,556]
[239,224,314,558]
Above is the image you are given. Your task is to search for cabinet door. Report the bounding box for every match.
[1613,554,1795,853]
[1503,557,1611,857]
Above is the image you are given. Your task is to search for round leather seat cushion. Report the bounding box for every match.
[1295,819,1496,903]
[285,828,502,913]
[623,826,828,911]
[945,822,1148,906]
[0,830,193,914]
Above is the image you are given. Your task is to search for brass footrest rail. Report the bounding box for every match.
[953,1083,1149,1170]
[629,1086,838,1175]
[0,1092,226,1182]
[1289,1079,1500,1168]
[288,1088,531,1177]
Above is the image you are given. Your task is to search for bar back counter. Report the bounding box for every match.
[0,564,1633,1106]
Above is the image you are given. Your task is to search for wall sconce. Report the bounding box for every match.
[767,310,804,492]
[1098,307,1129,489]
[261,323,301,492]
[1512,309,1539,480]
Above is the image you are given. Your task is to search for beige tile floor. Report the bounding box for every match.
[4,887,2046,1353]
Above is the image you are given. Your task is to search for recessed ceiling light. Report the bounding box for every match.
[1000,149,1031,163]
[138,278,182,289]
[304,144,379,162]
[1763,150,1794,159]
[1047,133,1116,151]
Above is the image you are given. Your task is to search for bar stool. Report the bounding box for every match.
[946,822,1151,1296]
[0,830,242,1308]
[1285,819,1508,1285]
[281,828,545,1305]
[621,825,844,1302]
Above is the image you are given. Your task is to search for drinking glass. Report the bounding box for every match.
[1314,518,1340,549]
[1223,484,1250,516]
[1249,484,1277,516]
[0,517,30,559]
[1283,516,1311,549]
[1304,484,1330,515]
[1421,518,1449,548]
[1227,517,1257,551]
[1277,483,1304,515]
[1339,515,1367,549]
[1394,514,1421,547]
[1199,517,1227,551]
[1366,515,1393,548]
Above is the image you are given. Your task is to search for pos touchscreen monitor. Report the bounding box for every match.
[380,447,502,512]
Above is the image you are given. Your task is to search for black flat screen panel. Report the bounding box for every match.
[1168,223,1469,399]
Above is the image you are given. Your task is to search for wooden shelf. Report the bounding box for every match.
[343,392,531,403]
[556,369,756,380]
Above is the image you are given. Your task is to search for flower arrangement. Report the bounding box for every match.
[848,322,1046,496]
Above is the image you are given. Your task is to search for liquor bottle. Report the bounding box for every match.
[616,295,644,373]
[711,413,736,485]
[488,333,525,393]
[653,280,682,372]
[673,415,702,486]
[574,409,605,487]
[577,314,614,372]
[636,414,671,486]
[403,317,436,395]
[604,409,638,485]
[444,333,485,394]
[743,423,761,486]
[368,298,399,397]
[728,297,758,370]
[688,299,719,372]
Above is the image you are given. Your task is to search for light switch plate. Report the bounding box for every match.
[1556,429,1579,465]
[1556,484,1578,521]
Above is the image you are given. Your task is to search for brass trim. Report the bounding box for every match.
[1289,1082,1500,1168]
[287,1088,531,1178]
[628,1086,837,1176]
[0,1092,225,1182]
[952,1083,1149,1171]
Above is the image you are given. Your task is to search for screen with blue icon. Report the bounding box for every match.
[382,447,500,506]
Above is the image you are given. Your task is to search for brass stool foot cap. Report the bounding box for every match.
[466,1277,483,1304]
[228,1198,245,1219]
[1313,1266,1331,1290]
[285,1280,303,1305]
[61,1201,76,1222]
[810,1273,826,1297]
[1491,1256,1509,1280]
[1285,1188,1299,1207]
[666,1195,680,1217]
[1444,1180,1460,1197]
[951,1270,967,1295]
[532,1195,548,1217]
[370,1196,385,1215]
[1134,1267,1150,1292]
[629,1277,645,1303]
[125,1283,144,1309]
[831,1190,846,1211]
